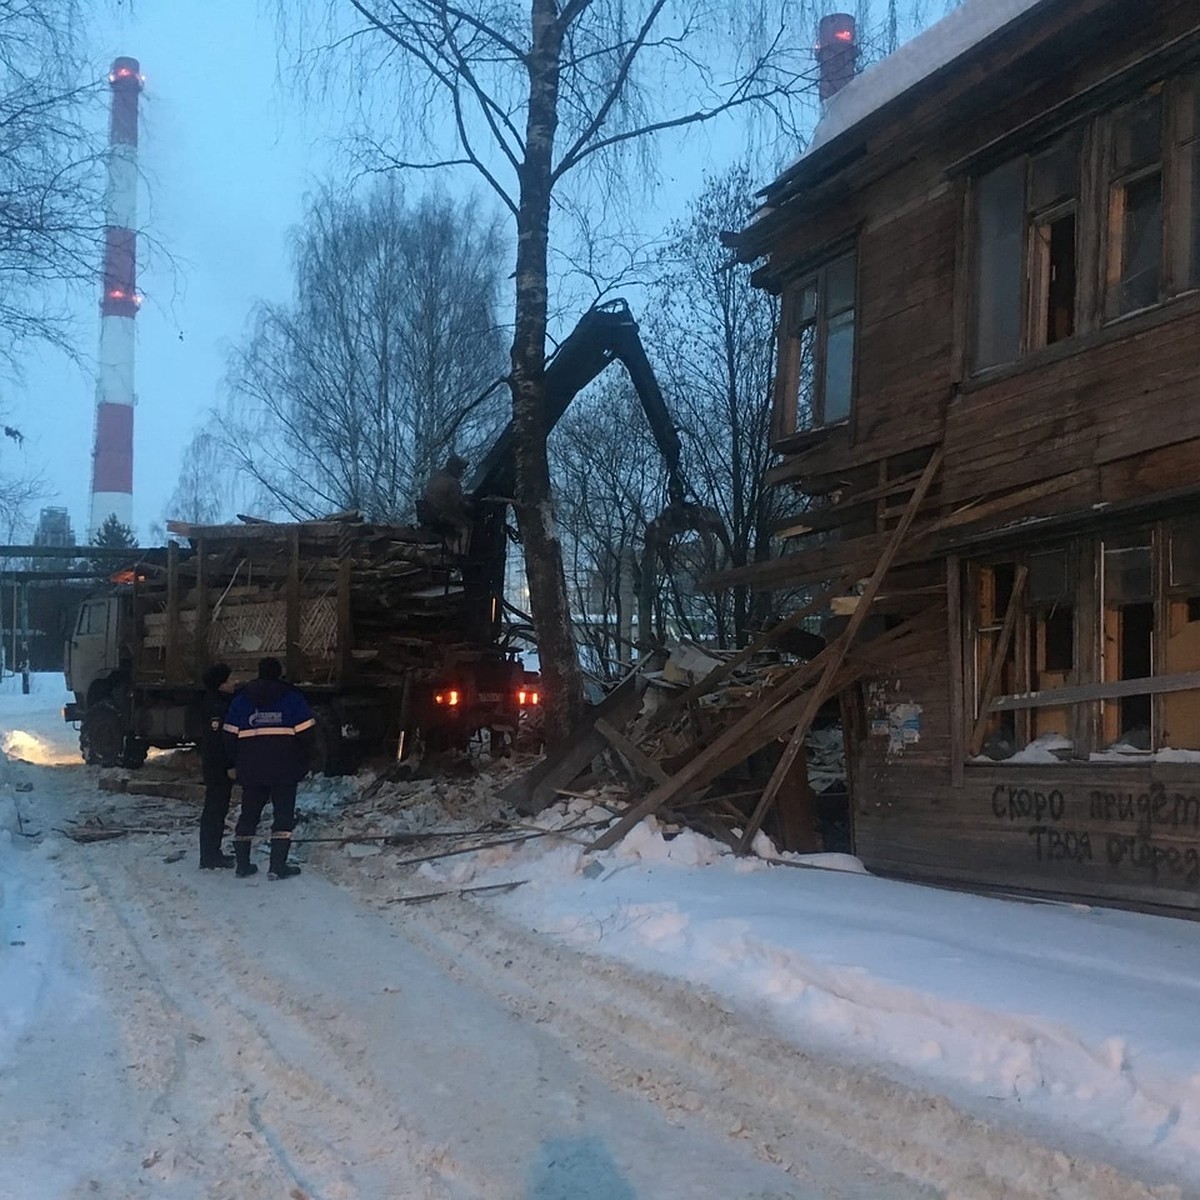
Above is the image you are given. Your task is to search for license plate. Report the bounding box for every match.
[479,692,505,703]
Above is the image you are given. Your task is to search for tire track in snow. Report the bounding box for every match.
[64,844,465,1200]
[345,871,1188,1200]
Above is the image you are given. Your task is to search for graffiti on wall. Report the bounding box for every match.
[988,783,1200,887]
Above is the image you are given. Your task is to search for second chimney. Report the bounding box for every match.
[816,13,858,103]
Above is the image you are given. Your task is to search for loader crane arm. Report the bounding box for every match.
[462,299,728,649]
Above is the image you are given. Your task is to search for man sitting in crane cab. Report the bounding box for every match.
[418,453,472,555]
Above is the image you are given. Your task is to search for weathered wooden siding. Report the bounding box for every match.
[850,642,1200,913]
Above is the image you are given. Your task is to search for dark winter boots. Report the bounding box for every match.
[234,839,258,878]
[268,837,301,881]
[199,820,235,869]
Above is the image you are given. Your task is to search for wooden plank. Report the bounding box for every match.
[335,536,352,686]
[165,541,181,684]
[703,531,890,592]
[967,564,1028,757]
[286,528,301,681]
[501,669,648,815]
[946,554,965,787]
[992,669,1200,711]
[928,470,1094,534]
[736,448,945,853]
[594,718,670,786]
[193,539,208,679]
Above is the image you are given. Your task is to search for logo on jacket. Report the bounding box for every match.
[249,710,284,727]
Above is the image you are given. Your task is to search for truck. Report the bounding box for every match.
[63,300,723,771]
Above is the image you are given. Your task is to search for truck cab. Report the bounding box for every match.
[64,595,122,707]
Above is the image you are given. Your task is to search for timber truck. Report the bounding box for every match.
[64,300,724,771]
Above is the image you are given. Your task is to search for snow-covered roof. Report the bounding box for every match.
[800,0,1053,163]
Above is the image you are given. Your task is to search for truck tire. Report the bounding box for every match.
[80,701,125,768]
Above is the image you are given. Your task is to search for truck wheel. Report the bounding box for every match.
[311,707,349,777]
[80,702,124,768]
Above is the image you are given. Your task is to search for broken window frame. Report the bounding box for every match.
[773,250,857,440]
[961,521,1200,764]
[968,65,1200,372]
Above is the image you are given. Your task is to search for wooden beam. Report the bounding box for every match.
[286,528,301,681]
[165,540,181,684]
[500,668,648,815]
[736,448,945,854]
[967,564,1029,757]
[193,539,208,680]
[946,555,965,787]
[927,470,1093,534]
[992,670,1200,711]
[594,718,669,786]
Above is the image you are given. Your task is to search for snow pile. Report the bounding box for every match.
[409,802,1200,1180]
[804,0,1049,159]
[0,672,77,767]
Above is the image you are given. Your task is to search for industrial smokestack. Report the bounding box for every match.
[816,14,858,103]
[89,56,142,539]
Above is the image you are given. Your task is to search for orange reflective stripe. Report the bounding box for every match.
[293,718,316,733]
[235,727,297,738]
[221,722,239,735]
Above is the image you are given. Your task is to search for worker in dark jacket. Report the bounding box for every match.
[222,657,316,880]
[198,662,236,869]
[418,453,471,553]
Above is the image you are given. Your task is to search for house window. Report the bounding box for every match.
[1174,72,1200,289]
[1028,138,1079,347]
[775,251,856,437]
[969,66,1200,370]
[965,521,1200,762]
[1107,92,1164,316]
[973,133,1080,369]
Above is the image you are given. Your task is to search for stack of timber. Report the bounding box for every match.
[507,452,948,854]
[141,515,472,686]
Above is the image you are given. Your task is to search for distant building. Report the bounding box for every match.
[29,507,77,572]
[33,507,76,549]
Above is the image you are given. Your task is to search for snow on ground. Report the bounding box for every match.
[411,805,1200,1188]
[2,674,1199,1196]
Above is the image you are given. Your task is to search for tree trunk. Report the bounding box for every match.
[511,1,586,747]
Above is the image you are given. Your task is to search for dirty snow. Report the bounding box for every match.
[1,674,1198,1197]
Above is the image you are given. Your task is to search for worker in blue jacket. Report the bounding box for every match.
[222,657,316,880]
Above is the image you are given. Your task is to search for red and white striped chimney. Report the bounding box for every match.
[89,56,142,539]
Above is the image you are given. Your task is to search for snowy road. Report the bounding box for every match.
[0,674,1194,1199]
[2,768,928,1200]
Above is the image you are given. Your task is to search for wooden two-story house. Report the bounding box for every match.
[724,0,1200,913]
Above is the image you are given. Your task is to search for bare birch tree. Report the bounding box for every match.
[216,183,507,521]
[281,0,820,744]
[0,1,105,365]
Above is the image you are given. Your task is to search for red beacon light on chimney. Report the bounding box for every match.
[816,13,858,102]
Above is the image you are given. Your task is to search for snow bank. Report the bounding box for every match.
[410,804,1200,1179]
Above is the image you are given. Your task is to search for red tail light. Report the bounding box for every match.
[434,689,461,707]
[517,689,540,707]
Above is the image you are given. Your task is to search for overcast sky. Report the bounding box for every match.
[6,1,942,546]
[11,0,336,543]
